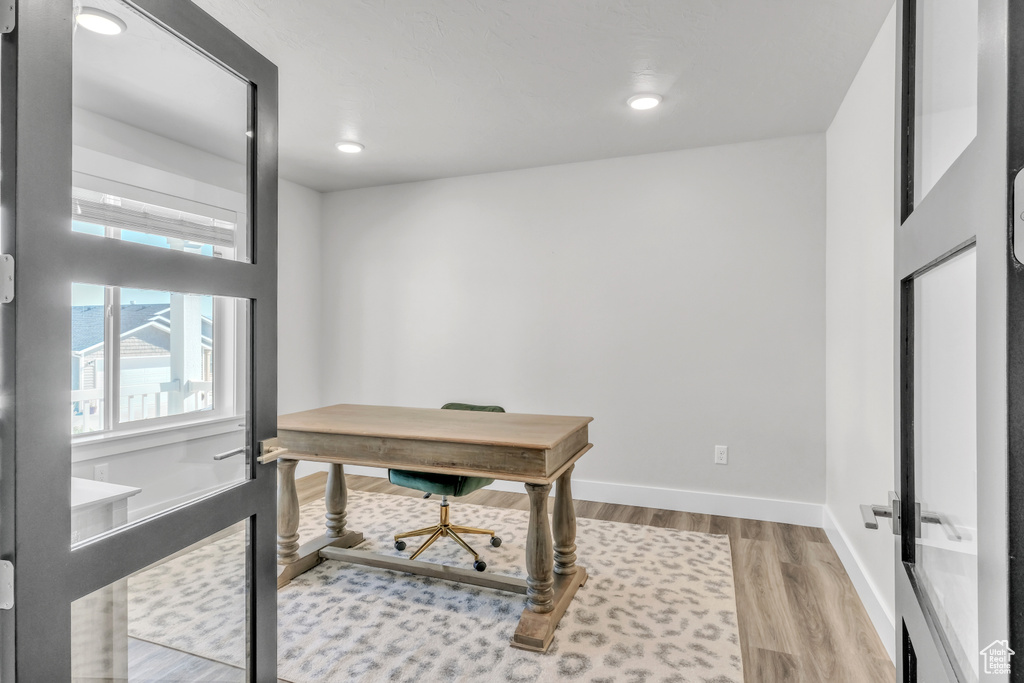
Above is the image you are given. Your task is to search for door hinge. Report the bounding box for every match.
[0,560,13,609]
[0,254,13,303]
[0,2,13,34]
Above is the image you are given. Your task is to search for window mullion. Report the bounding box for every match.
[107,286,121,431]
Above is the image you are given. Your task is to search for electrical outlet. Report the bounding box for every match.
[714,445,728,465]
[94,463,109,483]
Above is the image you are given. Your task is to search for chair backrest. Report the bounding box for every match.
[441,402,505,413]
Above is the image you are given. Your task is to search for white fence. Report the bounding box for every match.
[72,381,213,434]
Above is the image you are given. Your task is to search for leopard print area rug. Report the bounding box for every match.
[127,488,743,683]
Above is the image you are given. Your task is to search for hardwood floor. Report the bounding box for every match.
[128,472,895,682]
[125,638,246,683]
[340,472,896,683]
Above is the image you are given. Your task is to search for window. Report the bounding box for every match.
[71,190,246,436]
[72,284,245,435]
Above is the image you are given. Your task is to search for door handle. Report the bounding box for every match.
[919,509,962,542]
[212,447,246,461]
[860,504,892,528]
[1014,167,1024,265]
[258,438,289,464]
[860,491,901,534]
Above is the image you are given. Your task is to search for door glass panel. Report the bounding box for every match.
[71,289,250,545]
[72,0,250,261]
[71,523,249,682]
[914,247,977,682]
[914,0,978,205]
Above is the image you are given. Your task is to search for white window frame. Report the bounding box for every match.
[71,173,248,456]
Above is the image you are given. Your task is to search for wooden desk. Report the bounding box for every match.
[269,403,593,653]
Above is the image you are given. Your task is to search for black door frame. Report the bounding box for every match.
[0,1,279,679]
[895,0,1018,681]
[1005,0,1024,678]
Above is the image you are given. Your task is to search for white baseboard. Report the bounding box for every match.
[557,479,824,527]
[343,464,895,662]
[822,506,896,662]
[345,465,820,525]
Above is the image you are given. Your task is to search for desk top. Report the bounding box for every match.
[275,404,593,483]
[278,404,592,450]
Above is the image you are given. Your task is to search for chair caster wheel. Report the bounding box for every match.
[473,559,487,572]
[394,540,406,551]
[490,536,502,548]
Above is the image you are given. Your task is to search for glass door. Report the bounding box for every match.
[0,1,279,679]
[894,1,1016,681]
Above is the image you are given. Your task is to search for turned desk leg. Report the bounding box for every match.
[276,459,300,564]
[276,460,364,588]
[524,482,554,614]
[514,476,588,652]
[325,463,348,537]
[553,464,577,576]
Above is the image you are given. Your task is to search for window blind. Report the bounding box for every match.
[72,187,236,247]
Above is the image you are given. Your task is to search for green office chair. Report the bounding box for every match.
[389,403,504,572]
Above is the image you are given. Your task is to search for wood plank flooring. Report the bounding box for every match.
[341,472,896,683]
[127,472,895,682]
[125,638,246,682]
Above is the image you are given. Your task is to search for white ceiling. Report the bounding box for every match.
[83,0,894,193]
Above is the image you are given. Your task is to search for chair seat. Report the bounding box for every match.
[388,470,494,497]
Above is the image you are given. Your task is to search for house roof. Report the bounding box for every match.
[72,304,167,352]
[72,303,212,353]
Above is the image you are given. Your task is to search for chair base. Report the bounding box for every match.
[394,501,496,564]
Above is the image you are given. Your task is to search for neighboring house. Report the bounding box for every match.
[71,303,213,428]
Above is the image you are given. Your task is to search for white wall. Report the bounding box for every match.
[823,3,897,657]
[278,179,328,480]
[73,107,245,196]
[319,135,826,507]
[278,179,324,415]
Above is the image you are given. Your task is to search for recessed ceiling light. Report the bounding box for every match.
[76,7,127,35]
[627,94,662,110]
[336,141,364,154]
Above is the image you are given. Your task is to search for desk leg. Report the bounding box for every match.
[513,475,588,653]
[553,464,577,576]
[276,459,300,564]
[524,483,554,613]
[277,460,364,589]
[325,463,347,537]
